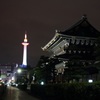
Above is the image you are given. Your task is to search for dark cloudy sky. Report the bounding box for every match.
[0,0,100,66]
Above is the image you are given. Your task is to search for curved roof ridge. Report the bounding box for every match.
[63,15,88,32]
[59,15,100,38]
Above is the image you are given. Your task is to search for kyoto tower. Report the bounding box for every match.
[22,34,29,67]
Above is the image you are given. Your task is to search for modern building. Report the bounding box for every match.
[42,15,100,83]
[0,64,16,82]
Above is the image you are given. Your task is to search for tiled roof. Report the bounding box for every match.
[60,15,100,38]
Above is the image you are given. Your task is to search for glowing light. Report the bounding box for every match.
[16,84,18,87]
[24,34,28,42]
[0,83,2,86]
[40,81,44,85]
[12,77,15,80]
[17,69,22,73]
[88,79,93,83]
[8,79,11,83]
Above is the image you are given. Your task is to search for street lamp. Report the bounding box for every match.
[40,81,44,85]
[88,79,93,83]
[17,69,22,73]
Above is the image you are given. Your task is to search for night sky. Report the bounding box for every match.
[0,0,100,67]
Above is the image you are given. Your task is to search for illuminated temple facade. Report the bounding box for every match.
[42,15,100,83]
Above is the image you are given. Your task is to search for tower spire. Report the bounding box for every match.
[24,34,28,42]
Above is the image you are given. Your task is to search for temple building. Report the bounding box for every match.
[42,15,100,83]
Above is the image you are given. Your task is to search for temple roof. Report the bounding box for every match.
[59,15,100,38]
[42,15,100,51]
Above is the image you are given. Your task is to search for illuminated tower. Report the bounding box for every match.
[22,34,29,67]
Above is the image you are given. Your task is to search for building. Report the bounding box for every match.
[42,15,100,83]
[0,64,15,82]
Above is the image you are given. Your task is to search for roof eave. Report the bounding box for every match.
[41,32,60,51]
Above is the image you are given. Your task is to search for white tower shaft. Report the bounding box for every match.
[22,45,27,65]
[22,34,29,66]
